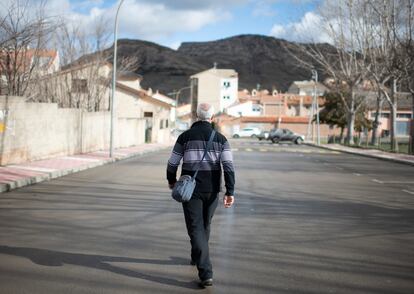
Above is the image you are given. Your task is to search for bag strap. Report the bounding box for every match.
[193,130,216,180]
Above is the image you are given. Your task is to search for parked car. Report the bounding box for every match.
[232,127,261,138]
[257,131,269,141]
[268,128,305,144]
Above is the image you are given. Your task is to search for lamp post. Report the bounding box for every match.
[168,85,192,124]
[109,0,125,158]
[312,69,320,145]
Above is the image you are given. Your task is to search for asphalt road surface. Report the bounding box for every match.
[0,139,413,294]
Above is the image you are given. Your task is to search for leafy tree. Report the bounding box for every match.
[318,92,372,143]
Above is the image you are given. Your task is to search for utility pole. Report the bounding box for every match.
[312,69,320,145]
[190,78,198,123]
[306,97,314,142]
[109,0,125,158]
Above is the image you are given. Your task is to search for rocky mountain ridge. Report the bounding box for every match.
[109,35,330,103]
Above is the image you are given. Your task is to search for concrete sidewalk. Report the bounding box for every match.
[309,143,414,166]
[0,143,172,193]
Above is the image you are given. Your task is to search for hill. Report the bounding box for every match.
[108,35,331,102]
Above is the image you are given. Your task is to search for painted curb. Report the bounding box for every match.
[0,145,171,193]
[307,143,414,167]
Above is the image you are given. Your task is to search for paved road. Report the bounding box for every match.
[0,139,413,294]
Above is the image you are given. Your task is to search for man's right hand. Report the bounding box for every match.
[223,195,234,208]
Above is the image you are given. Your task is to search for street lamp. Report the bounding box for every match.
[109,0,125,158]
[168,85,192,124]
[312,69,321,145]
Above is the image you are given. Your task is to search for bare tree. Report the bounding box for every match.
[286,0,371,145]
[30,15,138,112]
[364,0,414,152]
[0,0,56,96]
[396,0,414,153]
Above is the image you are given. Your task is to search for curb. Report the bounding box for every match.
[306,143,414,167]
[0,145,170,193]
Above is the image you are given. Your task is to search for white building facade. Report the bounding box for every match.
[191,67,238,113]
[226,101,262,117]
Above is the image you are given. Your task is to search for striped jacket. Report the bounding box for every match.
[167,121,235,196]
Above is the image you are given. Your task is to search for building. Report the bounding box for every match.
[115,81,175,144]
[366,92,413,137]
[190,66,238,113]
[215,88,334,139]
[0,48,60,95]
[287,80,327,96]
[226,100,263,117]
[33,60,175,144]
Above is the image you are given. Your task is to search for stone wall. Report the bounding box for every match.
[0,96,146,165]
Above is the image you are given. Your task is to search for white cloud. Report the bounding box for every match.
[270,11,332,43]
[136,0,247,10]
[117,0,230,39]
[39,0,233,45]
[0,0,233,43]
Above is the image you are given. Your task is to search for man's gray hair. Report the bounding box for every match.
[197,103,215,121]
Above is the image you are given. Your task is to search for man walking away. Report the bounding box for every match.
[167,103,235,288]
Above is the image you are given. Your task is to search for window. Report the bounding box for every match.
[160,120,164,129]
[34,56,51,68]
[380,113,390,118]
[166,119,169,128]
[223,81,230,88]
[397,113,412,119]
[396,121,409,135]
[223,95,230,100]
[72,79,88,93]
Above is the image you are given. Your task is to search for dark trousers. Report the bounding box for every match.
[182,192,218,280]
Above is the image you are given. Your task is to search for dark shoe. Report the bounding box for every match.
[190,259,196,266]
[199,278,213,288]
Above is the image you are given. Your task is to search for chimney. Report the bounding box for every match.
[213,62,217,69]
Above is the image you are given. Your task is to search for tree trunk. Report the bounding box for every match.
[390,103,398,152]
[339,127,344,144]
[345,92,356,145]
[345,111,356,145]
[371,90,382,146]
[390,80,398,152]
[410,93,414,154]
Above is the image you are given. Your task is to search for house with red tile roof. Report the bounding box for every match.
[0,48,59,95]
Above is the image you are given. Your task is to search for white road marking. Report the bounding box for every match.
[245,148,253,152]
[371,179,414,185]
[336,167,344,170]
[402,189,414,195]
[353,173,362,176]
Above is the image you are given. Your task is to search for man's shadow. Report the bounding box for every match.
[0,245,201,290]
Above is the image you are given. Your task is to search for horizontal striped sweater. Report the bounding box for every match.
[167,121,235,196]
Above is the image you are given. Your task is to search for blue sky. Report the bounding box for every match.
[45,0,325,49]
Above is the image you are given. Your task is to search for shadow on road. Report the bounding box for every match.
[0,245,201,290]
